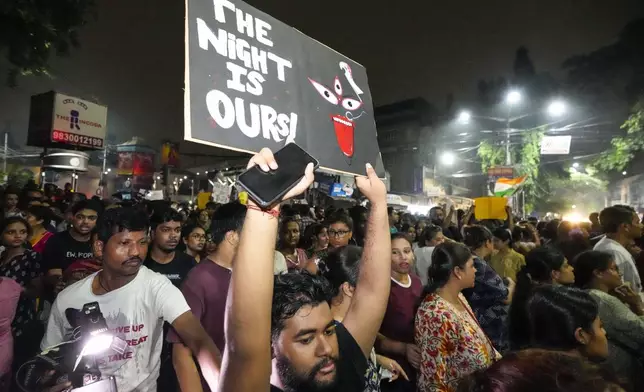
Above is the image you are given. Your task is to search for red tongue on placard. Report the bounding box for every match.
[331,115,355,158]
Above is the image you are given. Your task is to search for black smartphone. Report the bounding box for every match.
[237,143,319,208]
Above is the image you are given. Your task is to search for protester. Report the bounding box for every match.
[2,188,21,218]
[429,206,461,241]
[301,223,329,258]
[349,206,369,247]
[144,208,196,287]
[594,206,643,294]
[327,212,354,250]
[413,225,445,286]
[198,209,212,233]
[457,349,625,392]
[41,207,221,392]
[508,246,575,350]
[490,227,525,281]
[179,222,206,262]
[377,233,423,392]
[278,216,309,271]
[25,205,54,254]
[170,202,246,392]
[574,250,644,390]
[324,245,409,391]
[462,225,513,352]
[388,207,399,234]
[218,150,390,392]
[0,277,20,392]
[44,200,100,287]
[0,217,45,372]
[415,242,499,392]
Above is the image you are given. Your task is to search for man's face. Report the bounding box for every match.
[5,194,18,209]
[432,208,445,224]
[627,213,643,239]
[274,303,340,392]
[152,220,182,252]
[101,229,149,276]
[27,190,43,201]
[72,208,98,235]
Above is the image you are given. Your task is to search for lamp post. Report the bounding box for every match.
[505,90,522,165]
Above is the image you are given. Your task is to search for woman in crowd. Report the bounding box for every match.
[179,223,206,262]
[376,233,423,392]
[0,277,21,391]
[574,250,644,390]
[25,205,54,254]
[197,208,211,234]
[415,241,499,392]
[400,224,417,248]
[512,224,540,255]
[518,284,608,361]
[508,246,575,350]
[277,217,308,271]
[414,225,445,286]
[0,217,44,372]
[490,228,525,281]
[457,349,625,392]
[2,189,21,219]
[324,245,409,391]
[462,225,513,352]
[301,223,329,259]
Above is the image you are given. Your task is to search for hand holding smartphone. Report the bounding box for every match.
[237,145,317,208]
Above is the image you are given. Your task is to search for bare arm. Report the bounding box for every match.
[342,164,391,358]
[220,149,314,392]
[171,311,221,392]
[173,343,203,392]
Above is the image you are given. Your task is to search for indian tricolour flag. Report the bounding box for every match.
[494,176,527,197]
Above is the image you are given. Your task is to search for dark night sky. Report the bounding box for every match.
[1,0,643,160]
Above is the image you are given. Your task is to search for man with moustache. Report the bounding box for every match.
[41,207,221,392]
[144,208,196,287]
[44,199,102,293]
[143,207,197,392]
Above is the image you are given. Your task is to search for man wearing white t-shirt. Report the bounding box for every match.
[41,207,221,392]
[594,206,643,294]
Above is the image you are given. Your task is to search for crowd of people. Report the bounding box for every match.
[0,151,642,392]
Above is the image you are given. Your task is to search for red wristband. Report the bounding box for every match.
[247,204,280,218]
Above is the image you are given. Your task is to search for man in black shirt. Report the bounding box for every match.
[219,149,391,392]
[144,208,196,287]
[45,199,102,292]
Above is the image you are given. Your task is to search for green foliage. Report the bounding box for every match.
[593,100,644,172]
[0,0,96,86]
[478,140,505,172]
[0,166,35,188]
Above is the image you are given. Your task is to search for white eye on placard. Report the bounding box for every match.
[341,97,362,111]
[334,77,343,96]
[308,78,339,106]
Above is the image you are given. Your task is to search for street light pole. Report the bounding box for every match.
[505,109,512,166]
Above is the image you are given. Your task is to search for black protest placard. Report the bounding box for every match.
[184,0,382,176]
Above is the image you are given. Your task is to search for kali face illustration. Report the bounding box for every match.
[308,62,365,159]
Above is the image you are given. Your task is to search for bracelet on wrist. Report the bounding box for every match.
[246,203,280,218]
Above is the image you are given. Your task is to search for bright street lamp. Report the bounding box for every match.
[572,162,580,169]
[547,100,567,117]
[440,151,456,166]
[506,90,522,105]
[457,111,471,124]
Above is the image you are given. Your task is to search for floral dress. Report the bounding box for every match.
[0,249,43,338]
[415,292,499,392]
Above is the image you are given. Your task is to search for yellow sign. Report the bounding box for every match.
[197,192,212,210]
[474,197,508,220]
[238,191,248,205]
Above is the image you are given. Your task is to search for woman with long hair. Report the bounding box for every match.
[520,284,608,361]
[508,246,575,350]
[415,241,499,391]
[277,217,308,271]
[462,225,514,352]
[301,223,329,258]
[574,250,644,390]
[457,349,624,392]
[0,216,45,373]
[490,228,525,281]
[324,246,409,391]
[25,205,54,254]
[376,233,423,392]
[414,225,445,285]
[179,223,206,262]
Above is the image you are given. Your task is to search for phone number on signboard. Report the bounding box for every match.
[52,131,103,147]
